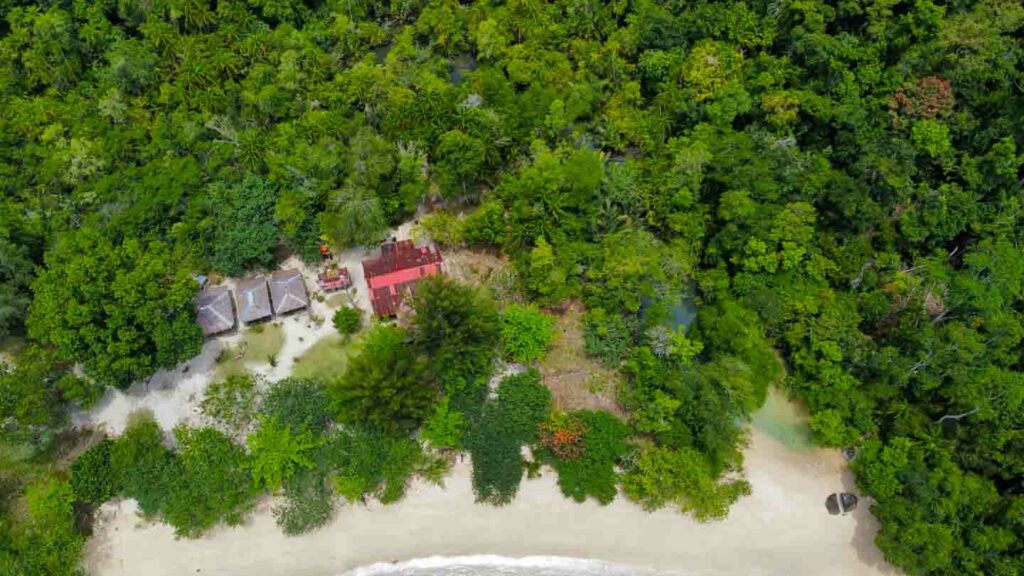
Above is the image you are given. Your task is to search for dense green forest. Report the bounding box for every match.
[1,0,1023,574]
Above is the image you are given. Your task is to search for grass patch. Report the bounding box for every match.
[291,333,362,380]
[214,323,286,380]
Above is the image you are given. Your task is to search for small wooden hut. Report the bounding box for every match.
[269,269,309,315]
[236,277,272,324]
[194,286,235,336]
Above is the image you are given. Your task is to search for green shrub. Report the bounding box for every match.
[325,429,422,504]
[5,478,84,576]
[332,306,362,335]
[500,304,555,363]
[110,414,180,517]
[274,468,333,536]
[70,437,118,505]
[542,410,630,504]
[583,308,636,367]
[496,370,551,443]
[622,446,750,521]
[56,374,105,409]
[248,418,320,492]
[422,396,466,450]
[261,377,331,434]
[163,425,255,538]
[201,374,262,431]
[461,200,506,247]
[330,325,436,433]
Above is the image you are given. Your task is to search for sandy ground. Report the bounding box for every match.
[83,429,898,576]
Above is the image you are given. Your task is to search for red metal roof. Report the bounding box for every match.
[362,241,443,317]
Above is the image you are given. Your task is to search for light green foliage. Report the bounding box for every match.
[332,306,362,335]
[422,396,466,450]
[27,231,202,388]
[247,417,319,492]
[623,446,750,521]
[3,478,84,576]
[501,304,555,363]
[582,308,636,368]
[201,374,262,432]
[329,326,435,433]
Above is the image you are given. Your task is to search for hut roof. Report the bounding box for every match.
[236,277,272,324]
[194,286,235,336]
[362,240,443,317]
[269,269,309,315]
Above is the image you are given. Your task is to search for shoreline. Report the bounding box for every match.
[83,428,898,576]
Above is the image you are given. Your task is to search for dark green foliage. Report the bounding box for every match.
[541,411,630,505]
[27,230,202,388]
[494,370,551,444]
[329,326,436,433]
[332,306,362,335]
[261,378,331,434]
[70,438,118,505]
[0,350,64,434]
[163,426,255,538]
[410,276,500,390]
[208,177,281,276]
[324,429,423,505]
[110,415,180,517]
[582,308,636,368]
[466,371,551,505]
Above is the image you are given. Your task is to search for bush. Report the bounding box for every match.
[542,411,630,504]
[261,377,331,434]
[56,374,105,409]
[248,418,319,491]
[410,276,500,390]
[330,326,436,433]
[422,396,466,450]
[496,370,551,444]
[163,426,255,538]
[622,446,750,521]
[461,200,506,247]
[201,374,262,431]
[500,304,555,363]
[70,438,118,505]
[110,413,179,517]
[274,468,333,536]
[583,308,636,367]
[332,307,362,335]
[6,478,84,576]
[325,429,422,504]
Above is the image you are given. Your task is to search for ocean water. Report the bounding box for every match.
[342,556,654,576]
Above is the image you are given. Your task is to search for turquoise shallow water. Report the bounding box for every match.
[342,557,656,576]
[750,387,815,451]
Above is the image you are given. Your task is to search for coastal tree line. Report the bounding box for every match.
[1,0,1023,575]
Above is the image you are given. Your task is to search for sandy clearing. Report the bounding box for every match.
[83,428,898,576]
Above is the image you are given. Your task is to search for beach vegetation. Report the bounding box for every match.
[329,325,436,433]
[260,377,332,434]
[248,418,320,492]
[201,374,263,432]
[539,411,631,505]
[69,437,118,505]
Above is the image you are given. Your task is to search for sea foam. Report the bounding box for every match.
[342,555,651,576]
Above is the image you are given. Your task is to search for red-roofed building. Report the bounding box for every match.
[363,240,443,317]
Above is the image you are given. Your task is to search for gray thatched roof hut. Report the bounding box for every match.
[269,269,309,315]
[195,286,235,336]
[236,277,272,324]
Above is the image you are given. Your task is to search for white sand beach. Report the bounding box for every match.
[83,427,898,576]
